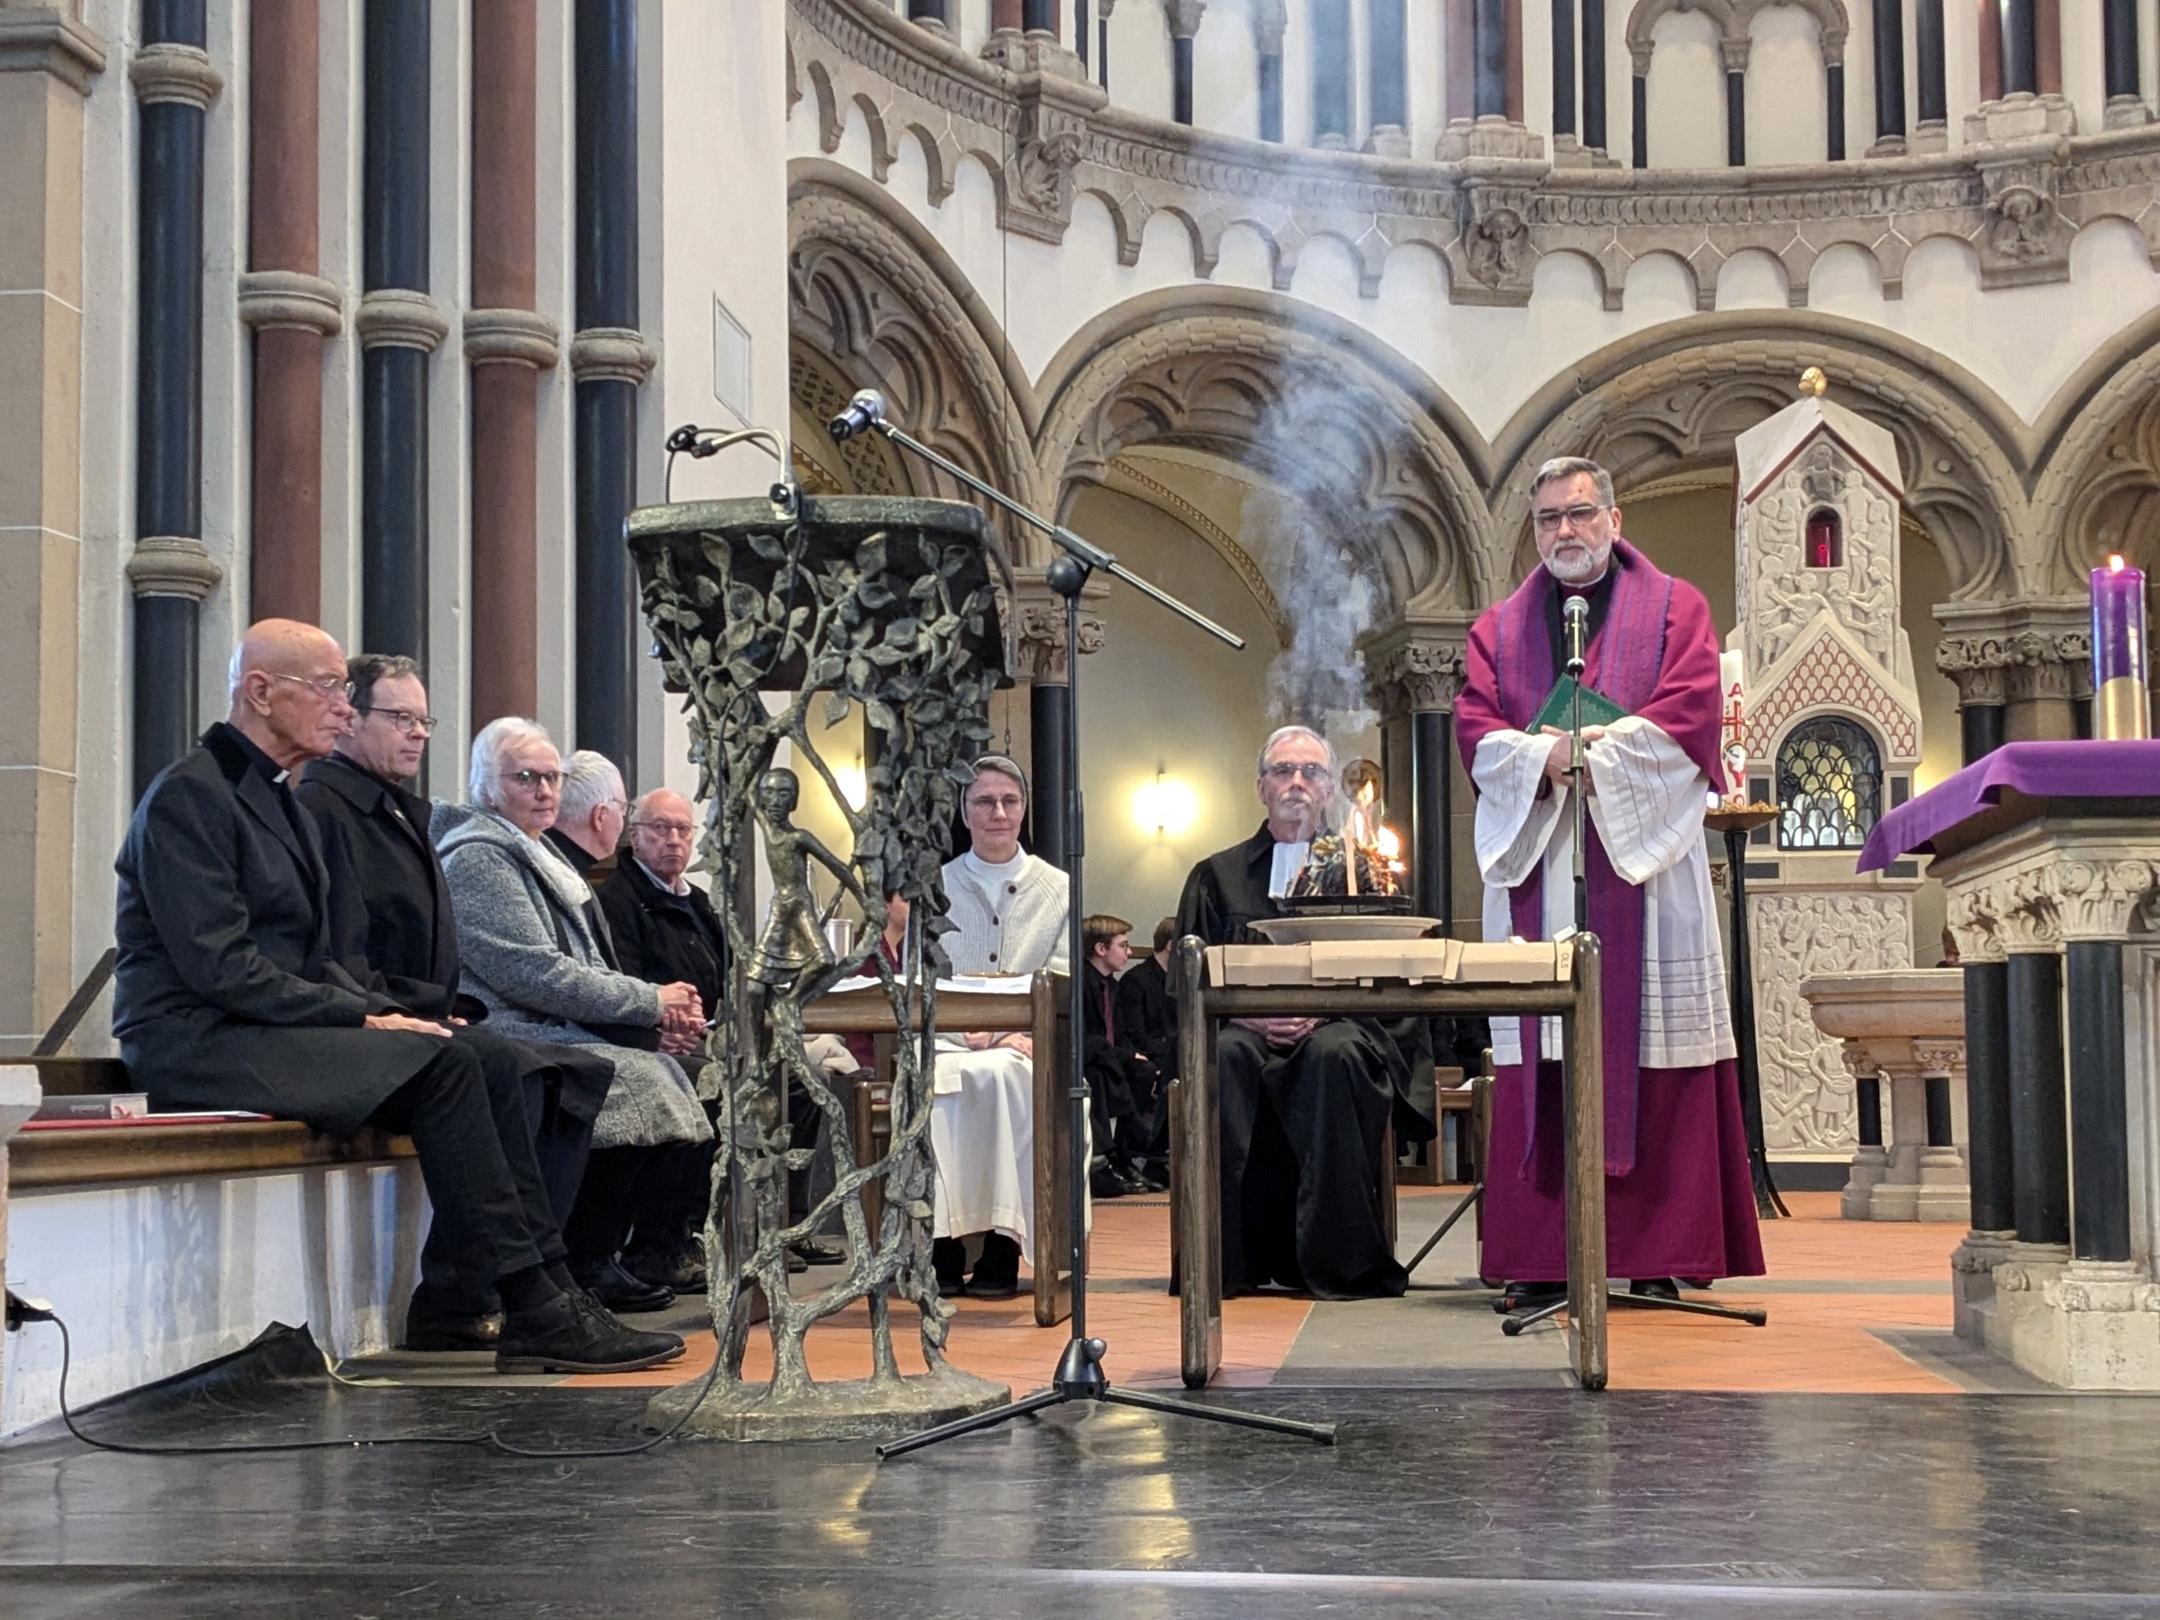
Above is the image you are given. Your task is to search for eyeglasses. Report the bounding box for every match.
[637,820,697,838]
[272,672,356,702]
[1262,762,1333,783]
[1533,504,1606,533]
[505,768,562,790]
[361,707,439,736]
[966,795,1025,815]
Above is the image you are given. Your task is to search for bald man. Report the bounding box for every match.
[112,618,678,1374]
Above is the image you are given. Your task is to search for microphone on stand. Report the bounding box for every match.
[826,389,888,443]
[1563,593,1589,675]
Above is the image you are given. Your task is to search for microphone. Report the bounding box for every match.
[827,389,887,443]
[1563,593,1588,674]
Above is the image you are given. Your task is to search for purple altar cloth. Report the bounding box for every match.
[1857,740,2160,871]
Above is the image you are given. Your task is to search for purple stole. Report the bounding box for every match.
[1490,539,1674,1178]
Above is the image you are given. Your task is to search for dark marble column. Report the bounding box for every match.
[1074,0,1089,69]
[1725,68,1746,164]
[1311,0,1352,145]
[1168,0,1200,125]
[1580,0,1606,150]
[1368,0,1409,145]
[359,0,435,669]
[573,0,654,785]
[1258,47,1284,140]
[468,0,556,729]
[130,1,224,799]
[2001,0,2038,96]
[1410,711,1454,927]
[1630,73,1647,166]
[1373,633,1466,931]
[1873,0,1907,149]
[1549,0,1576,139]
[2067,940,2132,1263]
[2006,948,2070,1249]
[1962,957,2014,1233]
[243,0,333,625]
[1962,704,2007,762]
[906,0,949,24]
[1023,0,1056,34]
[1473,0,1507,117]
[1826,63,1846,158]
[2104,0,2143,120]
[1915,0,1947,129]
[1029,681,1071,871]
[1978,0,2005,102]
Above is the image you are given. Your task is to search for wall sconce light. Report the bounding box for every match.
[1132,768,1197,838]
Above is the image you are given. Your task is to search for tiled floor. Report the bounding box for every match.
[565,1186,1970,1398]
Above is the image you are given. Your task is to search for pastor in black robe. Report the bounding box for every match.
[1176,823,1435,1299]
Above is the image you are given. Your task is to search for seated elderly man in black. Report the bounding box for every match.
[113,618,678,1374]
[1175,724,1435,1300]
[296,652,617,1350]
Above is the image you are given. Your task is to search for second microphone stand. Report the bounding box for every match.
[862,415,1338,1458]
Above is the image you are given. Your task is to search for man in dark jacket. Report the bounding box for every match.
[297,653,617,1344]
[113,618,676,1373]
[1116,915,1179,1090]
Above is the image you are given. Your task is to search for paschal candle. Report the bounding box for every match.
[2091,553,2151,740]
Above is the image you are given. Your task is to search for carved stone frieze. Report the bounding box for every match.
[1010,577,1107,685]
[1365,620,1473,716]
[1937,820,2160,956]
[1934,597,2095,708]
[2048,858,2158,942]
[1944,887,2006,964]
[1976,145,2076,287]
[1001,73,1106,245]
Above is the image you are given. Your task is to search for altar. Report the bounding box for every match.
[1860,740,2160,1389]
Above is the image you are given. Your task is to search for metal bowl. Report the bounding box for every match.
[1246,913,1445,945]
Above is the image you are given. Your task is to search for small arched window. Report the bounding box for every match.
[1804,507,1842,568]
[1777,717,1882,851]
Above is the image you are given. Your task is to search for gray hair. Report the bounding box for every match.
[1256,725,1337,779]
[968,754,1028,803]
[558,749,626,826]
[1530,456,1616,509]
[468,716,555,810]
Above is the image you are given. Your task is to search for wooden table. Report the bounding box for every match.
[802,975,1076,1327]
[1170,936,1609,1392]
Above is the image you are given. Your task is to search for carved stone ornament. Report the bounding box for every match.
[125,535,223,602]
[1912,1039,1966,1079]
[129,40,221,109]
[463,307,562,371]
[1992,866,2064,953]
[2047,1259,2160,1314]
[1944,888,2006,964]
[1457,181,1539,301]
[1004,78,1099,244]
[1367,629,1469,715]
[2050,858,2158,942]
[1165,0,1207,41]
[1977,151,2075,287]
[569,325,658,385]
[236,270,343,338]
[629,491,1019,1440]
[355,288,451,355]
[1012,592,1106,685]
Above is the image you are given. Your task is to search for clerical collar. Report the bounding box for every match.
[1267,839,1311,899]
[215,721,297,788]
[635,855,691,897]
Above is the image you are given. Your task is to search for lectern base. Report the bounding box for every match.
[645,1364,1012,1443]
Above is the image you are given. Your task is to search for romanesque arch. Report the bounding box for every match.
[1490,312,2032,600]
[2030,307,2160,591]
[1624,0,1850,69]
[1030,289,1496,607]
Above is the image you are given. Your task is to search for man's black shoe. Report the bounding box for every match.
[495,1292,683,1375]
[572,1257,675,1314]
[968,1232,1023,1300]
[1090,1163,1139,1199]
[788,1239,846,1267]
[567,1286,685,1364]
[1629,1277,1681,1302]
[1119,1156,1168,1193]
[401,1301,501,1353]
[625,1241,707,1294]
[932,1236,968,1295]
[1496,1281,1567,1314]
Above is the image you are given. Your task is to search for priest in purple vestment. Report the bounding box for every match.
[1455,456,1764,1311]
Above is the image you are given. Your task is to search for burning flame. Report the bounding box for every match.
[2110,553,2127,573]
[1375,825,1401,863]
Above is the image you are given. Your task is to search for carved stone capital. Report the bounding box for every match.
[1366,622,1471,716]
[237,270,342,337]
[125,535,223,602]
[0,5,107,93]
[1912,1040,1965,1079]
[569,325,657,385]
[464,307,562,371]
[2051,858,2158,942]
[1164,0,1206,41]
[1451,171,1542,304]
[1248,0,1286,54]
[1012,598,1105,685]
[1934,597,2094,705]
[1993,865,2063,953]
[1945,888,2007,964]
[129,40,219,109]
[1000,74,1104,245]
[1719,37,1752,73]
[355,288,450,354]
[2047,1258,2160,1314]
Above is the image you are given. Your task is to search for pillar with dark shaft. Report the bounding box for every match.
[2104,0,2145,124]
[359,0,437,670]
[906,0,948,24]
[1411,711,1454,927]
[1168,0,1201,126]
[1963,955,2015,1234]
[1030,681,1071,870]
[1022,0,1055,35]
[1074,0,1089,66]
[1871,0,1906,150]
[573,0,654,785]
[130,1,224,799]
[1915,0,1947,135]
[1368,0,1409,147]
[1311,0,1352,145]
[1474,0,1507,116]
[1631,74,1647,166]
[1826,61,1845,158]
[1549,0,1576,140]
[1580,0,1605,150]
[2001,0,2038,96]
[1258,49,1283,139]
[2006,947,2070,1249]
[243,0,335,625]
[1725,65,1746,164]
[467,0,558,729]
[2066,939,2132,1263]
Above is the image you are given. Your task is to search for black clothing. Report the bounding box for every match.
[544,828,624,966]
[114,725,558,1292]
[1175,822,1432,1299]
[595,857,729,1086]
[1116,954,1177,1080]
[1544,563,1619,679]
[1081,963,1164,1166]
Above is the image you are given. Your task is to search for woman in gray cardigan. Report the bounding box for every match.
[438,718,712,1311]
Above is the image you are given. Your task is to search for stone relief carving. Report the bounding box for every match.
[1750,890,1914,1155]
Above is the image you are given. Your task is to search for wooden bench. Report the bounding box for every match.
[1170,936,1610,1392]
[802,972,1076,1328]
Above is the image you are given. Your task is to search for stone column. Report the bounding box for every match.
[242,0,336,624]
[2056,857,2153,1265]
[1255,2,1285,142]
[906,0,951,27]
[0,2,102,1050]
[1310,0,1352,147]
[360,0,436,667]
[1167,0,1201,127]
[1935,598,2091,753]
[1370,622,1471,930]
[1579,0,1606,152]
[1366,0,1409,154]
[1724,37,1747,165]
[1013,574,1104,874]
[2000,875,2071,1259]
[1841,1046,1889,1217]
[1549,0,1575,143]
[1947,891,2014,1334]
[573,0,656,784]
[1870,0,1907,154]
[1023,0,1057,33]
[2103,0,2148,128]
[1913,0,1948,152]
[1473,0,1507,118]
[467,0,557,729]
[130,3,224,800]
[2002,0,2038,97]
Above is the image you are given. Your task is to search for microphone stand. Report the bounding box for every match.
[1502,591,1768,1335]
[857,413,1336,1457]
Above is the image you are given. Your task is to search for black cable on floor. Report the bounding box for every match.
[24,1306,723,1461]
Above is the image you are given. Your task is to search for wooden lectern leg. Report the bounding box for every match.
[1173,939,1222,1390]
[1564,933,1608,1392]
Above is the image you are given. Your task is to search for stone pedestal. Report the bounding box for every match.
[1802,971,1968,1221]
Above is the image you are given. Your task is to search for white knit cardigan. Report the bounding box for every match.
[938,851,1071,977]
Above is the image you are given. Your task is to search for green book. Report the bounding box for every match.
[1530,675,1629,734]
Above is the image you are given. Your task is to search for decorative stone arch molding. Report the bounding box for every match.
[1490,313,2033,601]
[787,160,1039,517]
[1624,0,1850,73]
[1030,290,1497,607]
[2030,308,2160,593]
